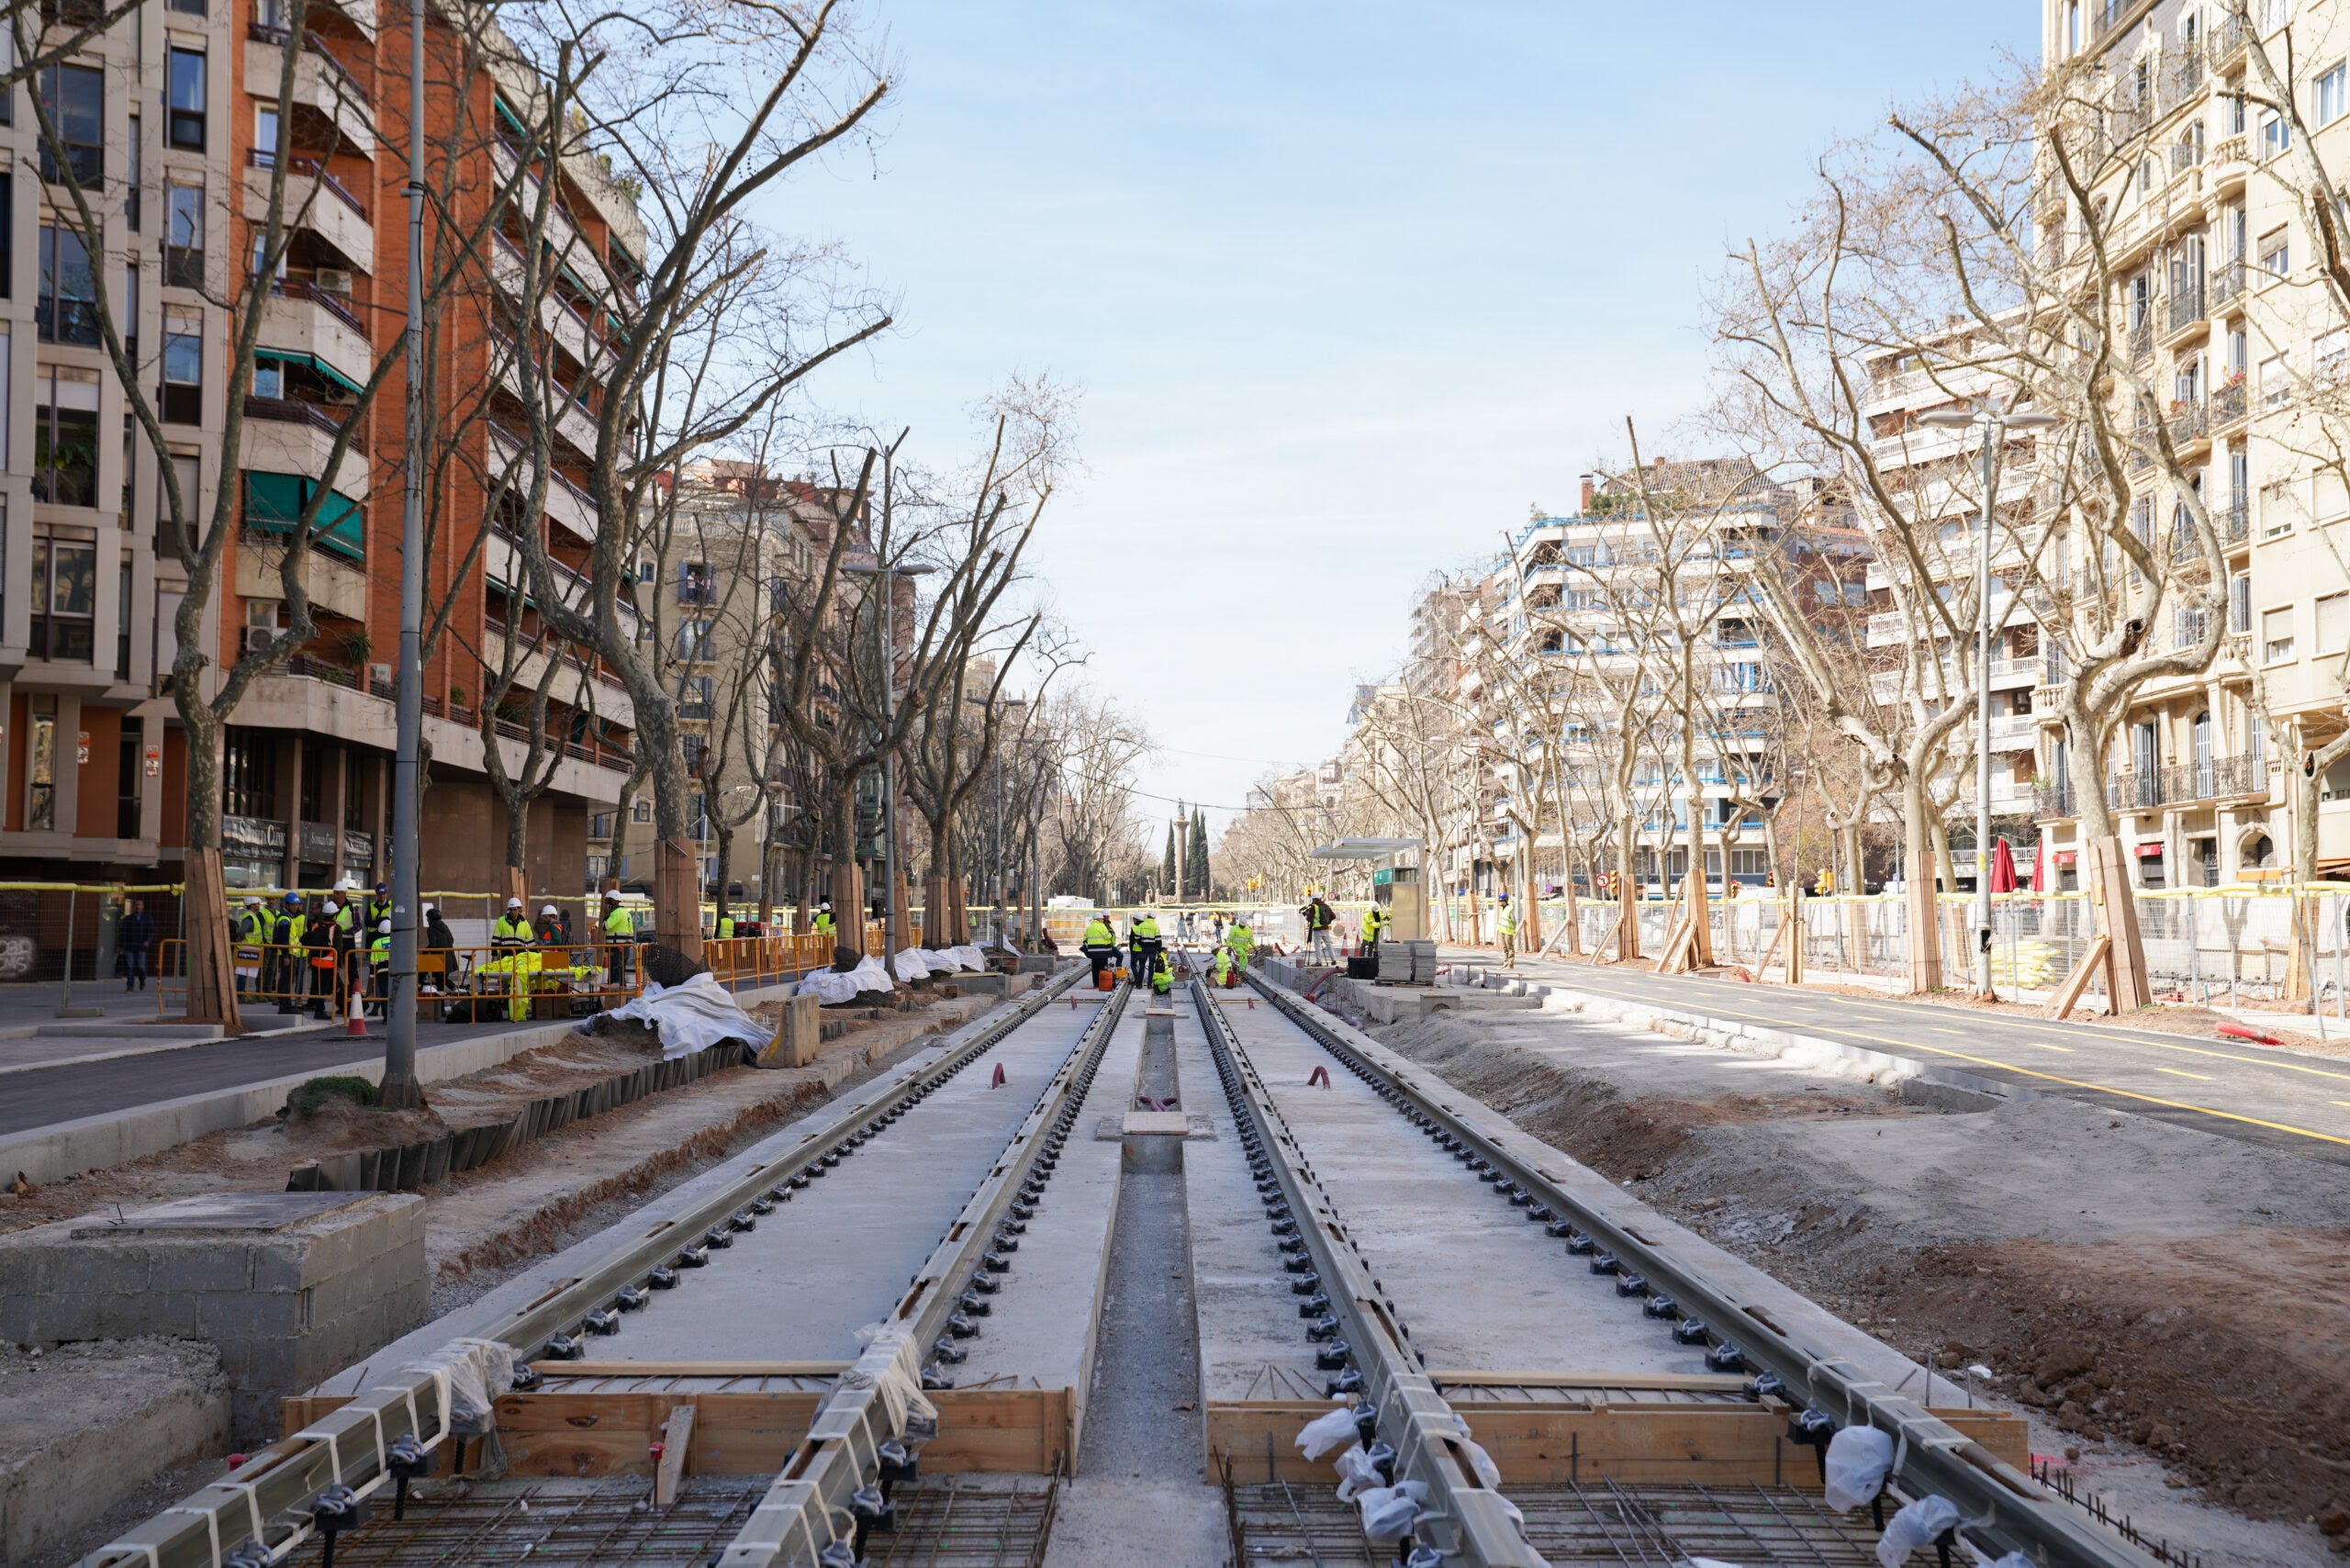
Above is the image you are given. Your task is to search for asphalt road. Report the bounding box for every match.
[1442,946,2350,1166]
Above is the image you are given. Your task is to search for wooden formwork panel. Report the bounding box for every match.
[1206,1398,2029,1488]
[282,1384,1075,1479]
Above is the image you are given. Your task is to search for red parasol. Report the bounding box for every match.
[1989,836,2019,894]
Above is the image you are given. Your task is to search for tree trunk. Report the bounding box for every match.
[504,798,530,900]
[830,789,863,947]
[1615,814,1640,962]
[655,838,703,960]
[1684,772,1712,967]
[177,715,242,1030]
[1902,777,1942,992]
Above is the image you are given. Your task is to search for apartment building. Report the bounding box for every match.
[598,469,874,903]
[2039,0,2350,883]
[1,0,643,905]
[1491,464,1863,891]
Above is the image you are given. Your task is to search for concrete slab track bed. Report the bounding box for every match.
[69,958,2191,1568]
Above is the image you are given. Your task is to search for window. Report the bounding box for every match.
[632,800,651,823]
[118,716,141,837]
[116,556,131,678]
[124,115,140,230]
[2262,109,2292,159]
[678,560,713,603]
[674,618,714,660]
[588,812,613,839]
[26,697,56,830]
[2319,591,2349,654]
[634,557,655,582]
[160,452,197,556]
[2259,228,2290,279]
[2259,352,2288,409]
[169,0,206,17]
[164,182,204,289]
[2232,573,2254,633]
[36,225,96,345]
[0,173,10,297]
[29,532,96,661]
[33,365,99,505]
[38,64,102,185]
[166,49,207,151]
[2225,91,2248,136]
[162,308,201,423]
[2321,62,2349,126]
[2263,604,2296,664]
[2318,329,2346,386]
[252,106,279,172]
[2066,1,2080,53]
[679,675,714,719]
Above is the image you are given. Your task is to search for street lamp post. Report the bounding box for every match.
[844,561,934,973]
[1918,400,2058,998]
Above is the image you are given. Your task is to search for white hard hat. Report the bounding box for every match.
[542,904,558,916]
[377,918,391,934]
[338,876,360,892]
[507,896,524,909]
[244,896,263,907]
[322,898,339,912]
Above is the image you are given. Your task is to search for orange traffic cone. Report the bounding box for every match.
[345,980,367,1037]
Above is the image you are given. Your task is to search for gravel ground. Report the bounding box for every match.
[1367,1005,2350,1565]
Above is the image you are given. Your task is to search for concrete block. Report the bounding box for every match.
[752,994,822,1069]
[0,1192,425,1442]
[0,1339,229,1565]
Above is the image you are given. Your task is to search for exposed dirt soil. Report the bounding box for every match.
[1367,1006,2350,1554]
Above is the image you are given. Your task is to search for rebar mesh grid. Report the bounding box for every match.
[1226,1478,1888,1567]
[313,1473,1058,1567]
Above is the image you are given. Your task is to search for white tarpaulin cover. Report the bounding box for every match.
[795,955,898,1005]
[603,971,767,1059]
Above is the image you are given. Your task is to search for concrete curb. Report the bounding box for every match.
[0,983,800,1185]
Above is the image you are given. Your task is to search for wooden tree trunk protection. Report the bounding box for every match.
[923,874,949,946]
[1616,882,1640,963]
[2088,834,2151,1012]
[655,837,704,962]
[1685,872,1714,967]
[1780,897,1804,984]
[504,865,529,906]
[1905,846,1942,992]
[182,847,243,1031]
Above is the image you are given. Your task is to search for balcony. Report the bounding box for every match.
[245,26,375,156]
[241,394,370,497]
[2128,318,2154,364]
[2211,258,2248,314]
[1986,655,2041,688]
[2104,755,2268,813]
[244,153,374,274]
[2166,398,2210,455]
[2211,378,2247,431]
[489,231,611,384]
[2033,779,2076,820]
[259,280,372,391]
[487,422,601,543]
[2164,273,2206,340]
[2224,495,2249,544]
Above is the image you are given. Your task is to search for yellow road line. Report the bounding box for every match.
[2154,1068,2214,1081]
[1546,978,2350,1149]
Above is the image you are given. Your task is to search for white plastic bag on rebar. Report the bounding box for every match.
[402,1337,515,1439]
[1447,1413,1503,1488]
[605,971,767,1059]
[1333,1443,1382,1502]
[1873,1495,1961,1567]
[1821,1425,1896,1512]
[893,947,938,980]
[1295,1404,1359,1462]
[1356,1480,1427,1542]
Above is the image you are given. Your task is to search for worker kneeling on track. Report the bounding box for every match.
[1211,945,1236,987]
[1147,947,1175,995]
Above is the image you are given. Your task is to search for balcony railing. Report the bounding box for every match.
[251,150,369,218]
[2211,258,2247,309]
[2167,398,2208,445]
[2033,779,2076,819]
[272,277,366,337]
[2225,496,2249,542]
[2169,133,2202,175]
[2166,274,2205,333]
[2101,754,2266,813]
[2211,378,2247,428]
[243,393,350,434]
[2129,318,2154,364]
[247,22,372,104]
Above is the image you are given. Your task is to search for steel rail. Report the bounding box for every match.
[1190,976,1549,1568]
[1244,968,2168,1568]
[720,978,1131,1565]
[83,967,1088,1568]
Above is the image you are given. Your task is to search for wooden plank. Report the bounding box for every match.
[2050,933,2110,1020]
[1427,1371,1752,1394]
[1204,1399,2030,1489]
[655,1405,694,1505]
[544,1361,848,1380]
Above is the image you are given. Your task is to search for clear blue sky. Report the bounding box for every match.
[778,1,2039,838]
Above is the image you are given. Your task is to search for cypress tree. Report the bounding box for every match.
[1161,822,1177,898]
[1189,813,1212,900]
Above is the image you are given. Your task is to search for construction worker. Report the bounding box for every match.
[1360,901,1388,958]
[1227,915,1255,971]
[1211,944,1235,986]
[367,918,392,1017]
[600,890,636,992]
[1080,911,1118,985]
[537,903,568,947]
[715,907,737,941]
[367,882,393,931]
[1130,911,1162,984]
[1148,946,1175,995]
[811,901,836,939]
[1301,893,1337,965]
[305,895,341,1018]
[1497,893,1518,968]
[492,897,535,947]
[233,897,266,995]
[269,893,306,1012]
